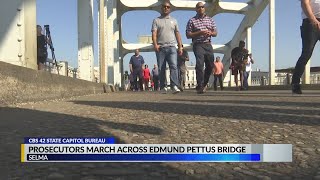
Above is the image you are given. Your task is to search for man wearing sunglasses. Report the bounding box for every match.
[186,2,217,94]
[152,0,183,94]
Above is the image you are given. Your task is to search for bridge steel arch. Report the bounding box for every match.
[99,0,276,87]
[0,0,282,86]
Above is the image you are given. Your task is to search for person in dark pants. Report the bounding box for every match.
[292,0,320,94]
[152,64,159,91]
[129,49,145,91]
[177,45,189,91]
[212,56,224,91]
[231,40,248,91]
[186,2,217,94]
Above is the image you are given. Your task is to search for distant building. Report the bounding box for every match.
[67,66,77,78]
[138,35,152,44]
[165,64,197,89]
[275,66,320,85]
[251,69,269,86]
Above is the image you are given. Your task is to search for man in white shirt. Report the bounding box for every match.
[243,54,254,90]
[292,0,320,94]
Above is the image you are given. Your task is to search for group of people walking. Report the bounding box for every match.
[150,0,218,94]
[144,0,317,95]
[125,49,158,91]
[128,0,256,93]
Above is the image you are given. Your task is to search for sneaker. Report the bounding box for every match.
[172,86,181,94]
[292,84,302,94]
[203,85,208,92]
[161,87,168,94]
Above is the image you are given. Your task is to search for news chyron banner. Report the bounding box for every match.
[21,137,292,162]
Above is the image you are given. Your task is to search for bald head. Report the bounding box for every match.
[196,2,204,7]
[196,2,205,15]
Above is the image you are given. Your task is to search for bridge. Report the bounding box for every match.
[0,0,281,85]
[0,0,319,179]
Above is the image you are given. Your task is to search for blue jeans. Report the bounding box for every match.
[156,46,179,89]
[292,18,320,84]
[243,71,250,89]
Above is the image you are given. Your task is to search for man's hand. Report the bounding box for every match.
[200,30,209,36]
[204,30,212,37]
[311,19,320,31]
[154,44,160,52]
[204,30,217,37]
[178,48,183,56]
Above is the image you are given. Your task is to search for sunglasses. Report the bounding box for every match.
[162,5,171,9]
[196,6,205,9]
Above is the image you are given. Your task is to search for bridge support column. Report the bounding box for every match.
[98,0,106,83]
[0,0,37,69]
[77,0,94,81]
[246,27,252,86]
[103,0,121,86]
[269,0,275,85]
[24,0,37,69]
[103,0,114,85]
[113,17,121,87]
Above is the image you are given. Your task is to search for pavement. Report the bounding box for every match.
[1,89,320,179]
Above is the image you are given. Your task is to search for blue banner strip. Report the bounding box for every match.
[24,137,116,144]
[27,154,260,162]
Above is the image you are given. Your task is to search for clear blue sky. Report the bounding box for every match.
[36,0,320,72]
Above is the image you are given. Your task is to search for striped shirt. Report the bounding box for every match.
[186,14,216,43]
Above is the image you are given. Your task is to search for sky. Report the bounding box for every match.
[36,0,320,73]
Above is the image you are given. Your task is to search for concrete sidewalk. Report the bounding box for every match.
[1,90,320,179]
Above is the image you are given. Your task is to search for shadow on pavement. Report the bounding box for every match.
[167,99,320,108]
[178,90,320,98]
[0,107,194,180]
[71,99,320,178]
[72,101,320,126]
